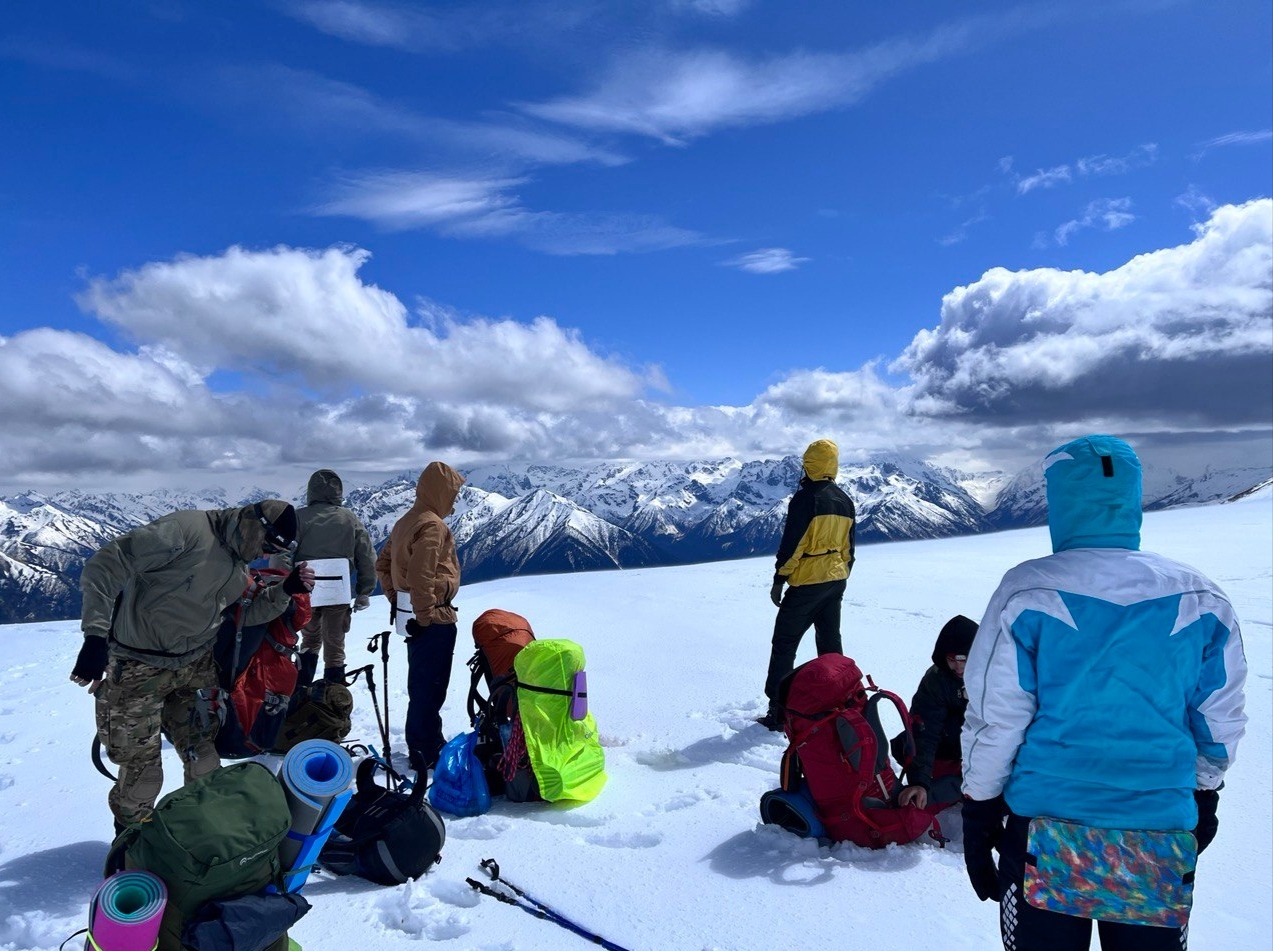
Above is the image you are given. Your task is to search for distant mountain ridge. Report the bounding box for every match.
[2,454,1269,624]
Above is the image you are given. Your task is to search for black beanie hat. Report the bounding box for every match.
[932,614,978,666]
[256,499,298,551]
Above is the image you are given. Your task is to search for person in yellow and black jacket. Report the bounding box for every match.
[758,438,856,730]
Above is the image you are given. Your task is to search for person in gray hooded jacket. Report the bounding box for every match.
[71,499,315,829]
[286,469,377,684]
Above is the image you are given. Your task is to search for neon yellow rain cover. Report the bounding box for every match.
[514,639,607,803]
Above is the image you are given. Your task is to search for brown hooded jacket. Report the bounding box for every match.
[375,462,465,626]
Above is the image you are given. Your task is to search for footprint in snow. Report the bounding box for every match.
[373,882,472,941]
[0,775,14,792]
[584,829,662,849]
[445,814,512,840]
[429,878,483,909]
[643,788,721,814]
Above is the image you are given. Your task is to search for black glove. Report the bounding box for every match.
[405,618,423,639]
[1194,787,1220,855]
[962,795,1007,902]
[71,636,110,683]
[770,580,785,607]
[282,565,310,595]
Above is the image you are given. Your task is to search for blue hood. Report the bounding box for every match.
[1044,435,1142,553]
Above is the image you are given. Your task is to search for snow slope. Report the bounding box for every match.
[0,496,1269,951]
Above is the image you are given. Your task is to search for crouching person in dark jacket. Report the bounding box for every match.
[896,614,977,812]
[71,500,315,831]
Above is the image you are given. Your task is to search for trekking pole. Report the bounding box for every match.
[348,664,404,789]
[367,631,395,776]
[465,876,632,949]
[471,859,636,951]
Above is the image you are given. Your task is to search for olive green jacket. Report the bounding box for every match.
[290,469,377,597]
[80,507,292,670]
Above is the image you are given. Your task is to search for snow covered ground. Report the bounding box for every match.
[1,492,1269,951]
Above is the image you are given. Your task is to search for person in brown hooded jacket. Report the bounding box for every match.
[375,462,465,774]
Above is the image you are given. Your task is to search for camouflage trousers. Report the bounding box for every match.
[94,651,221,825]
[300,604,352,669]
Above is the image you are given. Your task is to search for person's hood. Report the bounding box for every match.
[414,462,465,518]
[221,499,297,562]
[306,469,344,505]
[802,439,839,482]
[1044,435,1142,553]
[931,614,978,668]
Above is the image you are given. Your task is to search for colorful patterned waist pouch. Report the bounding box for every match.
[1023,817,1197,927]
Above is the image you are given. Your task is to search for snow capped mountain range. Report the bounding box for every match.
[2,454,1268,624]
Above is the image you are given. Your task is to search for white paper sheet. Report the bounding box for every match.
[307,557,351,607]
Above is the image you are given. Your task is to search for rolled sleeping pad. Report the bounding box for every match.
[85,870,167,951]
[277,739,354,892]
[759,782,827,839]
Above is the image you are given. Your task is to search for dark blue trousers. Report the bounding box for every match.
[405,622,457,772]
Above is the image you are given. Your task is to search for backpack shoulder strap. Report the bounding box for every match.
[863,689,915,772]
[103,824,141,876]
[466,650,491,725]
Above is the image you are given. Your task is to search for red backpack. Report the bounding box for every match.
[465,609,541,802]
[213,569,311,757]
[777,653,942,848]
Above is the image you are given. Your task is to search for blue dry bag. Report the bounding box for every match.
[428,731,492,818]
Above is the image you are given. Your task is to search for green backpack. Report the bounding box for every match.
[276,680,353,752]
[105,762,292,951]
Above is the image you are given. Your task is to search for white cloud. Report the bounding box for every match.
[939,210,989,247]
[1175,185,1218,217]
[1017,164,1072,194]
[318,171,527,229]
[722,248,809,274]
[279,0,602,53]
[317,171,709,254]
[77,245,653,412]
[670,0,753,16]
[894,199,1273,428]
[1014,144,1157,195]
[4,203,1269,490]
[1192,129,1273,160]
[1051,197,1135,246]
[519,22,990,144]
[218,65,626,167]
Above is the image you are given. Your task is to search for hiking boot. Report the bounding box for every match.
[323,665,346,683]
[296,651,319,690]
[756,711,784,732]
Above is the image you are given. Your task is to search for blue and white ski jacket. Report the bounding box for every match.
[962,436,1248,831]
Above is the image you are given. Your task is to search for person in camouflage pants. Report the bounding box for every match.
[71,500,315,831]
[94,652,222,824]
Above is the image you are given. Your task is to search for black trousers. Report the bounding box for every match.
[764,579,846,706]
[405,622,458,772]
[996,815,1189,950]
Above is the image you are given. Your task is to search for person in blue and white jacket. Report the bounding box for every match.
[960,435,1247,951]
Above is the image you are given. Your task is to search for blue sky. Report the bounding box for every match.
[1,0,1270,493]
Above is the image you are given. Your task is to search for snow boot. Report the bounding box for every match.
[324,665,346,683]
[289,652,320,717]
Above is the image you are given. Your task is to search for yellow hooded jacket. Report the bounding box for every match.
[774,439,856,588]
